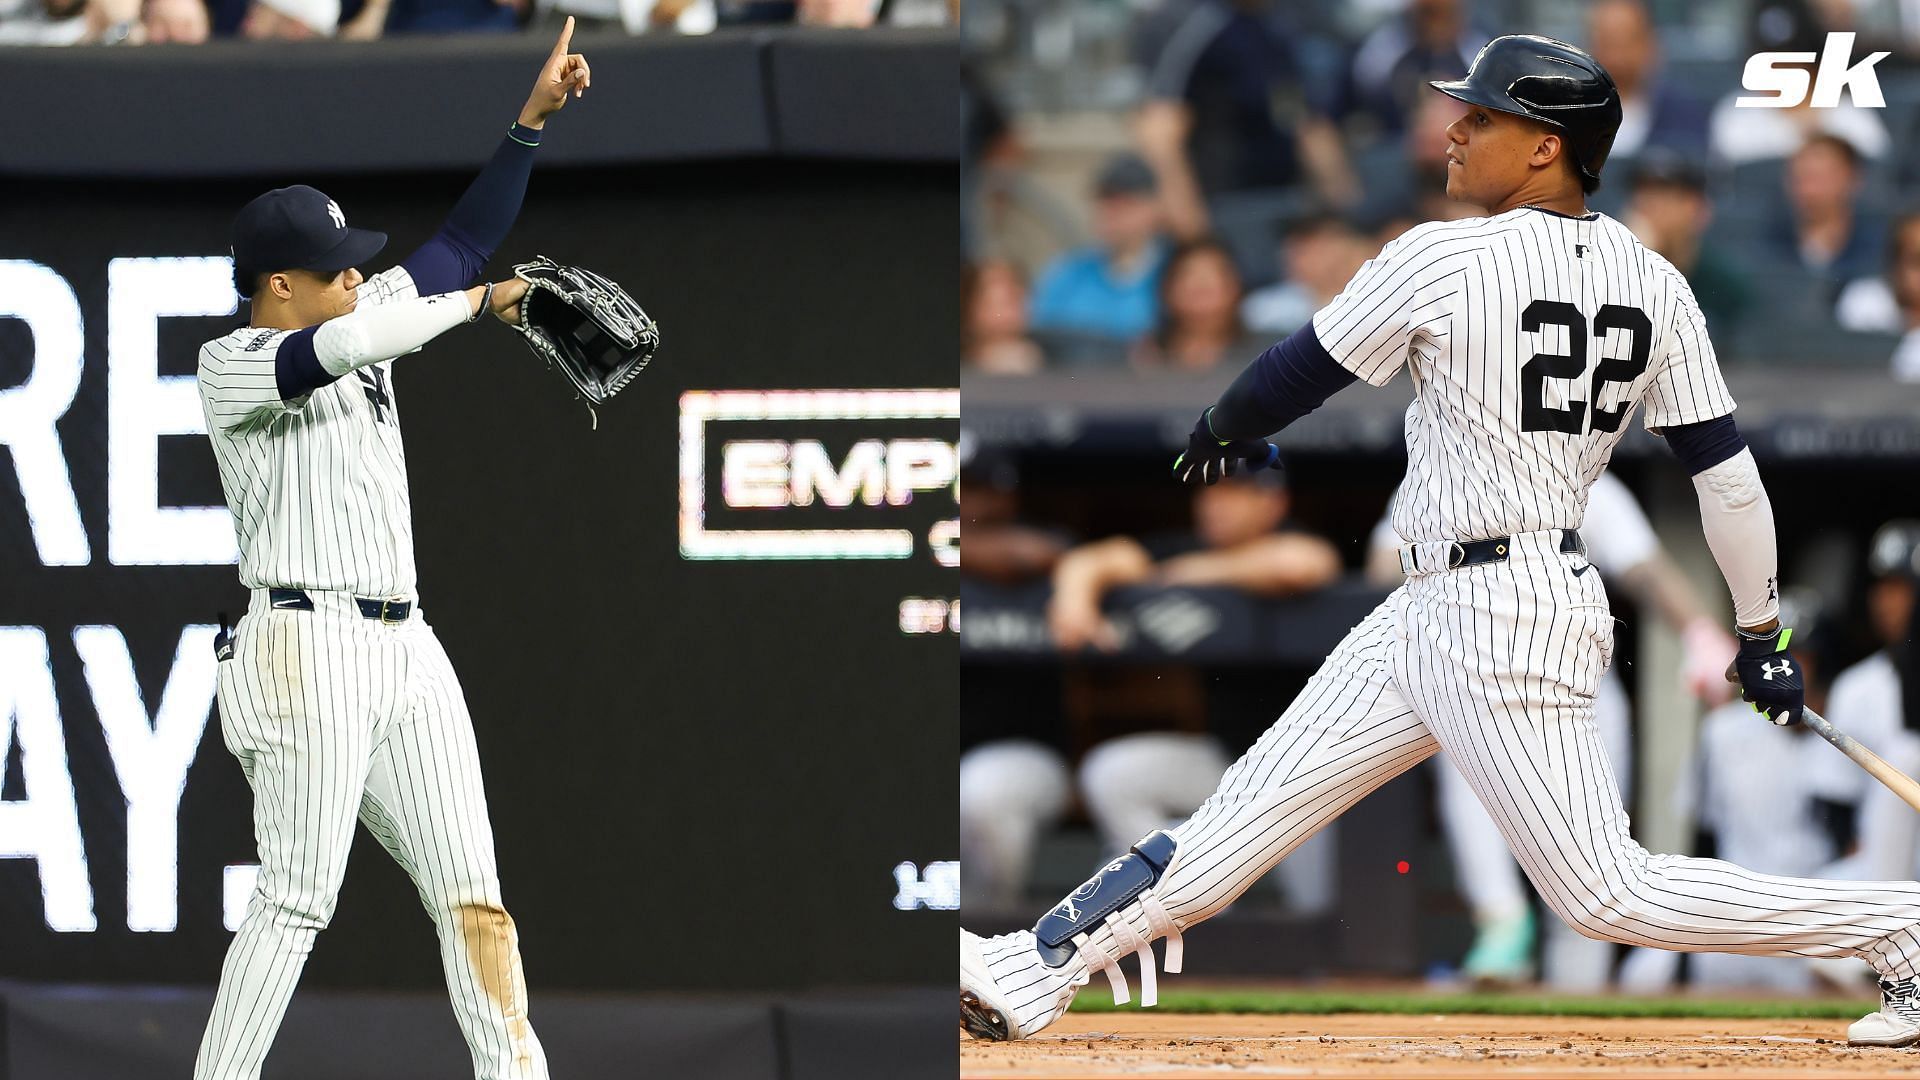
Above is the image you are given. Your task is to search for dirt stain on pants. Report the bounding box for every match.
[457,902,535,1074]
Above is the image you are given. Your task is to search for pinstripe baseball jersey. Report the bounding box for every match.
[197,265,421,597]
[1314,206,1736,544]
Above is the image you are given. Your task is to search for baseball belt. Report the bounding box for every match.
[267,587,413,623]
[1398,528,1585,577]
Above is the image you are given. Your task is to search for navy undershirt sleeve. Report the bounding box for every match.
[273,326,332,402]
[1663,413,1745,475]
[1207,321,1359,440]
[399,124,540,294]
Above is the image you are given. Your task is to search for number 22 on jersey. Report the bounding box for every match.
[1519,299,1652,435]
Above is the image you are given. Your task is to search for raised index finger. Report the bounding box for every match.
[548,15,574,64]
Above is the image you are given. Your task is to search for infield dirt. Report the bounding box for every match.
[960,1012,1920,1077]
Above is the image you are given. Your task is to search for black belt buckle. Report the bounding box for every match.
[356,597,410,624]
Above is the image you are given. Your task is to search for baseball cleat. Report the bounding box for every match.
[960,928,1082,1041]
[1849,976,1920,1047]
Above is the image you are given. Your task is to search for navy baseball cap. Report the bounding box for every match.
[230,185,386,286]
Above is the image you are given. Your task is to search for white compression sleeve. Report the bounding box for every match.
[1691,447,1781,628]
[313,292,472,376]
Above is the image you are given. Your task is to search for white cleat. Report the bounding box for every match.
[960,928,1083,1042]
[1849,977,1920,1047]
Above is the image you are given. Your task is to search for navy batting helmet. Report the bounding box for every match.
[1429,34,1624,192]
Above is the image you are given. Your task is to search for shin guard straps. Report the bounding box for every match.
[1031,831,1182,1006]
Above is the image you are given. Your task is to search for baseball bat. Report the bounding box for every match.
[1802,706,1920,815]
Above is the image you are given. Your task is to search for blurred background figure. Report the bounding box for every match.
[965,259,1046,375]
[957,446,1070,588]
[1048,469,1339,653]
[1029,154,1172,353]
[1131,0,1356,230]
[1623,150,1752,337]
[1836,212,1920,380]
[959,739,1074,911]
[1821,522,1920,881]
[1130,237,1252,371]
[1771,134,1884,291]
[237,0,334,35]
[1341,0,1489,141]
[1242,213,1373,336]
[1584,0,1707,164]
[0,0,87,42]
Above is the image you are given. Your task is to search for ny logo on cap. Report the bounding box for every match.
[326,200,346,230]
[1761,659,1794,680]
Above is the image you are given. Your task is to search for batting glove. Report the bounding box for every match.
[1726,626,1804,726]
[1173,407,1280,486]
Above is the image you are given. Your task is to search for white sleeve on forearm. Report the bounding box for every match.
[314,292,472,376]
[1691,447,1780,628]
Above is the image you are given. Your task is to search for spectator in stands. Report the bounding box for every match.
[239,0,332,36]
[1771,133,1884,288]
[1131,238,1252,371]
[527,0,713,35]
[372,0,520,35]
[963,260,1045,376]
[1342,0,1490,140]
[0,0,87,42]
[1708,0,1890,164]
[1028,154,1172,346]
[797,0,944,25]
[1623,150,1752,336]
[1836,212,1920,377]
[145,0,206,38]
[1130,0,1357,233]
[1046,468,1339,653]
[1242,213,1372,336]
[1583,0,1707,161]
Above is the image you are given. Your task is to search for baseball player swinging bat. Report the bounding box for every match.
[963,33,1920,1052]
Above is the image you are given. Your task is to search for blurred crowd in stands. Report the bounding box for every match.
[0,0,943,46]
[964,0,1920,380]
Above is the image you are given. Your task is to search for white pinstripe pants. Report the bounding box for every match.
[195,591,547,1080]
[1067,532,1920,986]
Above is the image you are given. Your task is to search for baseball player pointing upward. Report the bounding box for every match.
[194,22,589,1080]
[963,35,1920,1049]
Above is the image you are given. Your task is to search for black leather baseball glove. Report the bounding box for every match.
[510,256,660,414]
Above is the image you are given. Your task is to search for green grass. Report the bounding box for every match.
[1069,987,1875,1020]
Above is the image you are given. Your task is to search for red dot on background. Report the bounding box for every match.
[1395,860,1410,874]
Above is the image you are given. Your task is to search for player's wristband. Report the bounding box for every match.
[470,281,495,324]
[507,123,542,148]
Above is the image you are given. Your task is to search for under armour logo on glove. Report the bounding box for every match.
[1728,627,1805,726]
